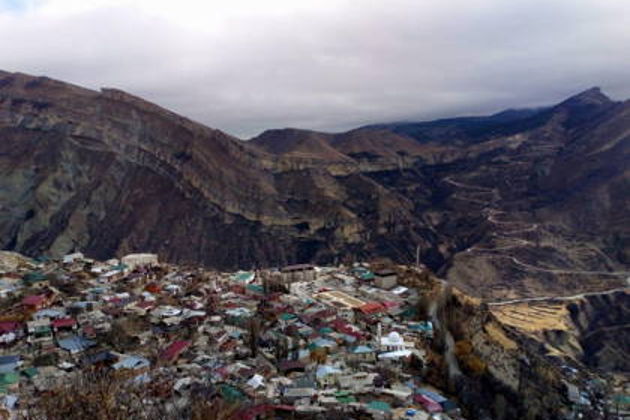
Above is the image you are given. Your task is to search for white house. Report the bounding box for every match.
[62,252,84,264]
[121,253,159,270]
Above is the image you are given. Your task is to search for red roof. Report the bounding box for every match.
[313,309,335,319]
[82,325,96,337]
[358,302,385,315]
[414,394,442,413]
[267,292,283,301]
[144,283,161,293]
[22,295,46,307]
[160,340,191,362]
[330,318,364,338]
[219,340,237,352]
[230,285,245,294]
[52,318,77,329]
[278,360,305,372]
[135,301,154,309]
[0,322,20,334]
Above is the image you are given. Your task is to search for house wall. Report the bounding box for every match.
[375,275,397,290]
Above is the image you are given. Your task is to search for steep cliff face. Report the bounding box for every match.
[566,291,630,372]
[429,288,601,420]
[0,70,628,299]
[0,71,428,269]
[491,291,630,373]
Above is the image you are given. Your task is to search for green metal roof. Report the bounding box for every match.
[34,326,52,334]
[0,372,19,385]
[22,367,39,378]
[112,263,128,272]
[219,384,245,402]
[613,394,630,406]
[23,272,47,284]
[367,400,391,412]
[231,271,255,282]
[246,284,264,293]
[351,267,375,280]
[279,313,297,321]
[400,306,417,318]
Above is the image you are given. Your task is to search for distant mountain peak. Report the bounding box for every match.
[560,87,612,107]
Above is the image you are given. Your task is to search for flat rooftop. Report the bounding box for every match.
[315,290,366,309]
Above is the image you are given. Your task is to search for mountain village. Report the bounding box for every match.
[0,251,624,419]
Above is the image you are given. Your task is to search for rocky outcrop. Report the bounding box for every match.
[566,291,630,372]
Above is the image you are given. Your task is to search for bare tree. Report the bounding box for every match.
[23,369,240,420]
[247,317,261,357]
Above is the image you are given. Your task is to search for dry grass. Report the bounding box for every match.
[453,287,482,306]
[484,322,518,350]
[491,303,569,333]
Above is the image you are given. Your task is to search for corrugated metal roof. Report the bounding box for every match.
[57,335,95,353]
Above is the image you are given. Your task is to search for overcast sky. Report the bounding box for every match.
[1,0,629,138]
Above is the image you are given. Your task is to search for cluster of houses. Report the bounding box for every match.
[0,251,467,419]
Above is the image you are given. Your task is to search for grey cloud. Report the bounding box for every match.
[1,0,629,138]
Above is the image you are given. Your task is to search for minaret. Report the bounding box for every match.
[376,322,382,350]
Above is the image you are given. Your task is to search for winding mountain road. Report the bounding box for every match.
[487,280,629,306]
[445,175,629,285]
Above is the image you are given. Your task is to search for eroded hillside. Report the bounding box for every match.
[1,70,628,300]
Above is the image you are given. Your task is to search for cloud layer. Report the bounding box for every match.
[1,0,629,137]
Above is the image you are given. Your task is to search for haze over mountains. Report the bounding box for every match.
[0,70,628,300]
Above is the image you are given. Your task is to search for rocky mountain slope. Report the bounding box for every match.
[0,70,628,299]
[491,290,630,373]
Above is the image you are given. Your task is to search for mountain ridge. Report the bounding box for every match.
[0,70,627,300]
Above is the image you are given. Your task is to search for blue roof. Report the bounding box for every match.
[2,395,18,410]
[132,373,151,384]
[316,365,342,378]
[34,309,65,319]
[312,338,336,348]
[70,301,95,309]
[0,364,18,374]
[0,356,19,374]
[409,321,433,331]
[418,388,447,403]
[113,356,150,370]
[351,345,374,354]
[0,356,19,365]
[57,336,95,353]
